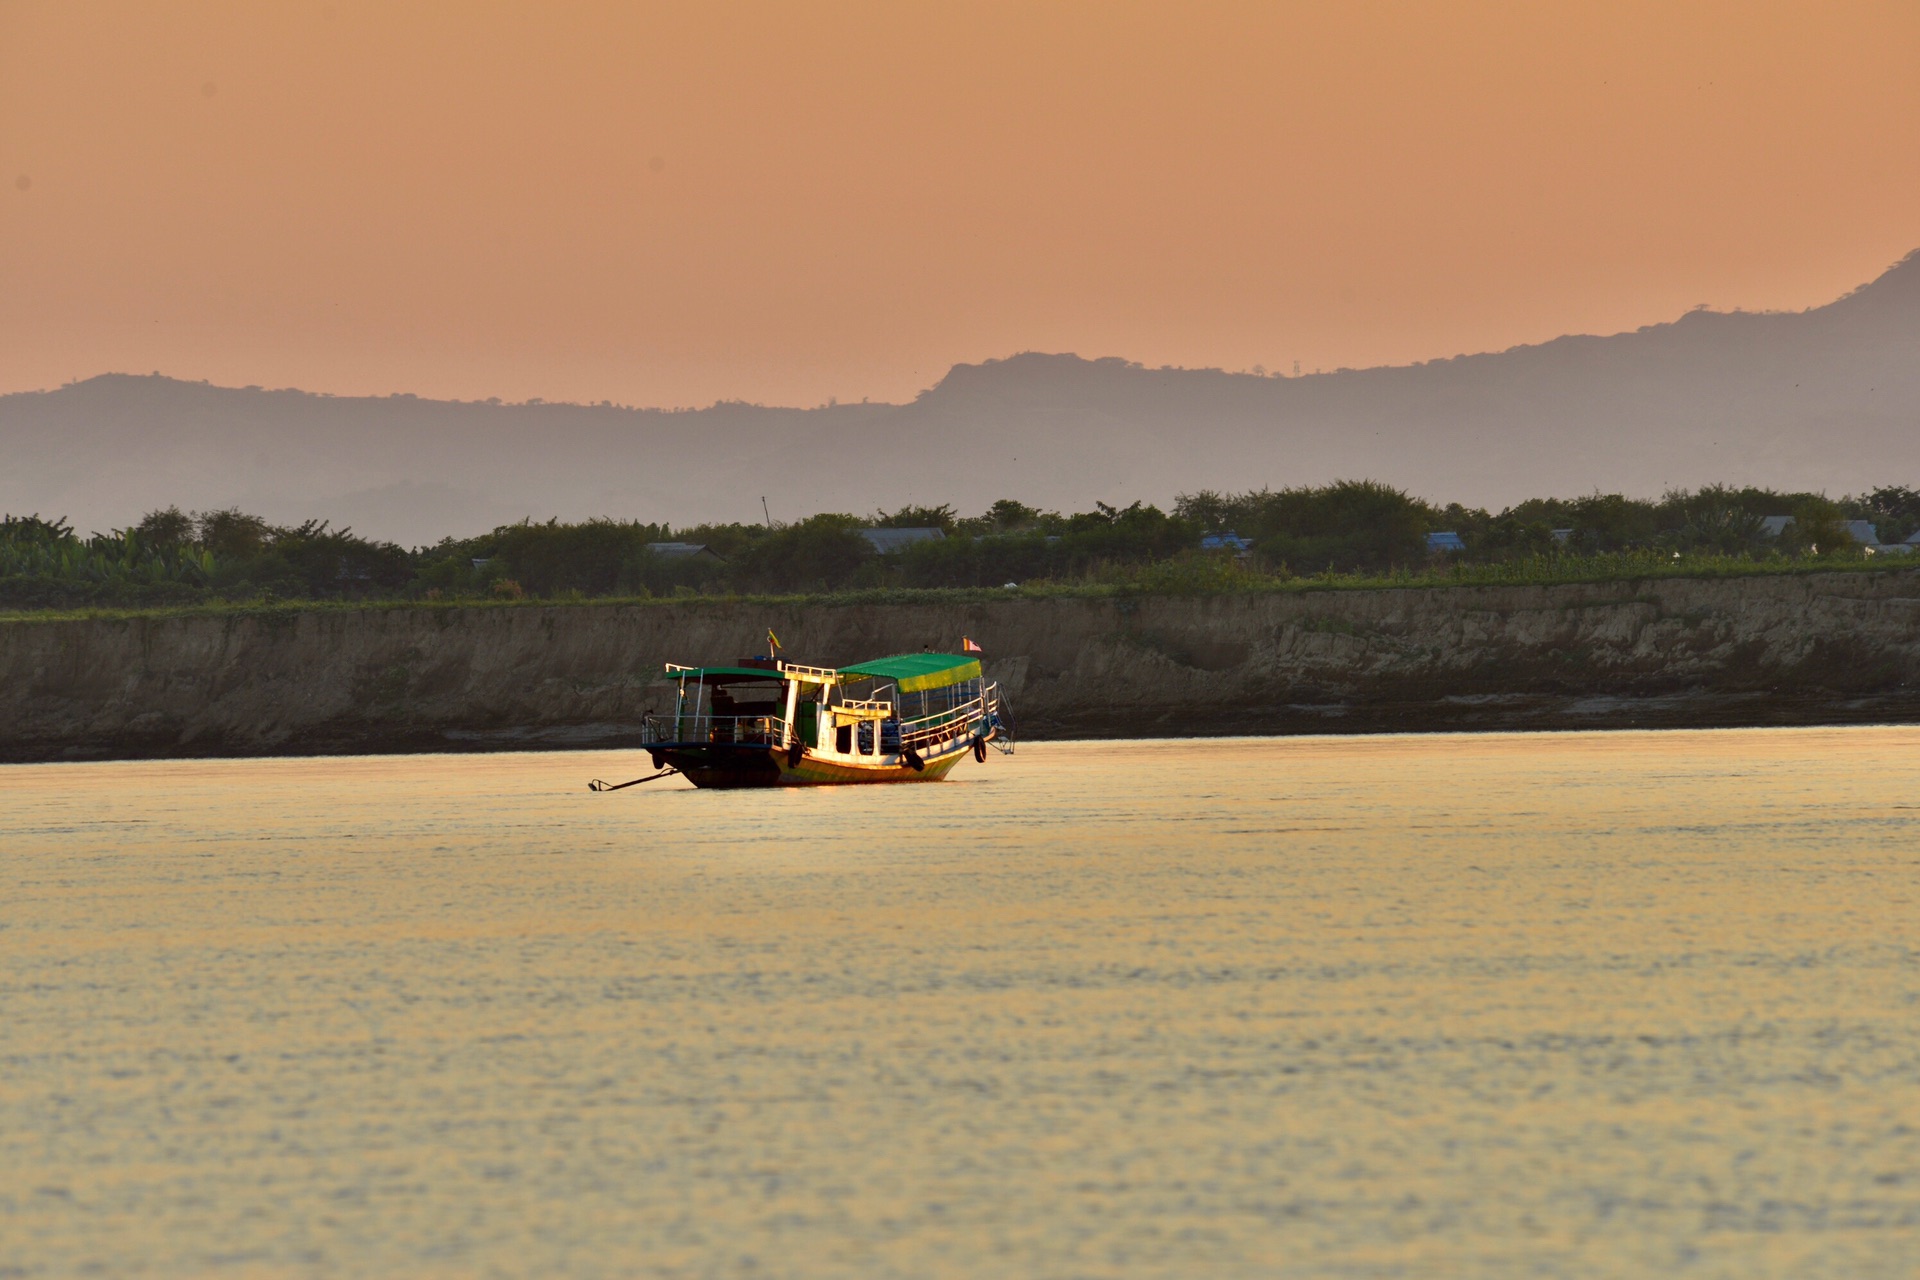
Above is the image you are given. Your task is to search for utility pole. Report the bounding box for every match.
[761,496,772,529]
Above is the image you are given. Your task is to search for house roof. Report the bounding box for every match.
[1759,516,1879,543]
[838,652,981,693]
[1426,531,1467,551]
[861,527,945,553]
[647,542,724,560]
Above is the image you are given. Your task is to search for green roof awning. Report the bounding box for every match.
[837,653,981,693]
[656,666,787,683]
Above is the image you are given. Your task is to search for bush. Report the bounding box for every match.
[729,515,873,593]
[1179,481,1431,573]
[4,481,1914,612]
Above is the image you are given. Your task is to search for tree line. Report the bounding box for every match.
[3,481,1916,609]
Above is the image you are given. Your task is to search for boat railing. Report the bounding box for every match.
[836,697,894,714]
[896,681,1007,751]
[642,713,790,746]
[642,681,1011,755]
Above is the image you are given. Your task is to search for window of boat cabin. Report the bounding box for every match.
[836,722,853,753]
[708,675,783,724]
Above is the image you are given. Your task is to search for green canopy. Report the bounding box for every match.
[837,653,982,693]
[656,666,786,683]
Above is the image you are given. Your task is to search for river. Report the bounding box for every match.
[4,728,1918,1276]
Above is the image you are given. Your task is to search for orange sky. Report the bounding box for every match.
[3,1,1917,408]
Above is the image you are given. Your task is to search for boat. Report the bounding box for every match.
[628,650,1014,789]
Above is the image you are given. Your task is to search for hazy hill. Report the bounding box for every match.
[5,251,1917,545]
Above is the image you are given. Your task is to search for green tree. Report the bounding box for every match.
[135,507,195,547]
[729,514,873,592]
[195,508,273,559]
[871,503,957,533]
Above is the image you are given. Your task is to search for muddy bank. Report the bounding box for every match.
[4,571,1919,762]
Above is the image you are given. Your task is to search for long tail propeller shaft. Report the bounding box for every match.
[588,768,677,792]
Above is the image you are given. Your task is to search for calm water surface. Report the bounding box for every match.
[4,729,1919,1277]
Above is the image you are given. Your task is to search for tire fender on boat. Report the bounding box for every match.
[902,746,925,772]
[972,736,987,763]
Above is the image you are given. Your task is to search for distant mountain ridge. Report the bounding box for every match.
[5,250,1918,545]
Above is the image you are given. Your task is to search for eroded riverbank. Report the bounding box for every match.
[4,570,1919,761]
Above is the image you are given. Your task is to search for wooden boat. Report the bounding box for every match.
[636,652,1013,788]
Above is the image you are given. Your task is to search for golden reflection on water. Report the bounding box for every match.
[4,728,1919,1276]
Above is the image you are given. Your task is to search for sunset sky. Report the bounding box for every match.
[3,1,1917,408]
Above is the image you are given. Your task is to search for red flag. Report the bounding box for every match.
[961,637,983,653]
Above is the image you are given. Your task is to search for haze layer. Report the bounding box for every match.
[5,252,1917,544]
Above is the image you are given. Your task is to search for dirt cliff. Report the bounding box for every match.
[5,571,1919,762]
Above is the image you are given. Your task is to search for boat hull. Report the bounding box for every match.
[651,736,977,789]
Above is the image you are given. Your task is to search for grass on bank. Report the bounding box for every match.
[3,550,1912,625]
